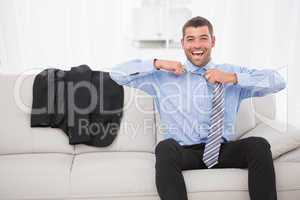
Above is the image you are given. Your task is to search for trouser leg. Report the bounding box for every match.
[155,138,206,200]
[155,136,277,200]
[215,137,277,200]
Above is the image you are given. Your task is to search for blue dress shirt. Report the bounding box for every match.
[109,59,286,145]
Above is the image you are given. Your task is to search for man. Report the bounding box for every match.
[109,16,285,200]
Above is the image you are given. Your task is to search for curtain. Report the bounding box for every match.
[0,0,299,128]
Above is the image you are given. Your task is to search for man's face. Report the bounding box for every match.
[181,26,215,67]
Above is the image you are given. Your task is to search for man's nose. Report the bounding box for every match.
[192,40,202,48]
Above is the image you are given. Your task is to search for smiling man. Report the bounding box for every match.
[109,16,285,200]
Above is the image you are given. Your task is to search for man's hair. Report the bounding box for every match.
[182,16,214,37]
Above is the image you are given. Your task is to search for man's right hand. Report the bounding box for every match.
[154,59,185,76]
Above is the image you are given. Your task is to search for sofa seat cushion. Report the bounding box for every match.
[185,162,300,200]
[70,152,300,200]
[185,162,300,191]
[70,152,156,198]
[277,147,300,162]
[1,153,299,200]
[0,153,73,199]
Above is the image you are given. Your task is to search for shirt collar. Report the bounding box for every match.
[184,59,215,75]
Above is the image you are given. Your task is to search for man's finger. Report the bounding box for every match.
[205,69,215,74]
[207,76,218,84]
[205,73,211,80]
[174,68,183,76]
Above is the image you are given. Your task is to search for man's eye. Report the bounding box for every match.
[187,38,194,41]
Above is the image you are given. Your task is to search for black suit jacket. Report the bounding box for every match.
[31,65,124,147]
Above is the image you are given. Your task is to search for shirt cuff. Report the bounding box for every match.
[235,72,251,87]
[133,59,159,74]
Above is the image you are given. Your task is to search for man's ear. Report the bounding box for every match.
[211,35,216,47]
[181,38,184,48]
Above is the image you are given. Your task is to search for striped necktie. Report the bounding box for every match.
[203,83,225,168]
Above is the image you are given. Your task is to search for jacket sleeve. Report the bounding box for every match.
[31,69,53,127]
[234,66,286,100]
[109,59,159,96]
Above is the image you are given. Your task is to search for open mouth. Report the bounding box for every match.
[191,49,205,57]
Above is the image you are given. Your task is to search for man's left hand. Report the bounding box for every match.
[204,69,237,84]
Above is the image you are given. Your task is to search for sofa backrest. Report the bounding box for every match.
[74,86,156,154]
[236,95,276,134]
[0,73,74,155]
[0,72,275,155]
[0,72,156,155]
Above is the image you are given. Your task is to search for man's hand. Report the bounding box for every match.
[153,59,237,83]
[204,69,237,84]
[154,59,185,76]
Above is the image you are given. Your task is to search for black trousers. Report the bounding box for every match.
[155,137,277,200]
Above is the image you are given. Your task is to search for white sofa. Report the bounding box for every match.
[0,72,300,200]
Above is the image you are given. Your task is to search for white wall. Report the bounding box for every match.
[0,0,299,129]
[0,0,123,69]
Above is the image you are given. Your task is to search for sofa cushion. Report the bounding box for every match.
[1,152,299,200]
[0,153,73,199]
[233,98,256,140]
[70,152,300,200]
[0,72,156,155]
[276,147,300,162]
[184,162,299,192]
[241,122,300,159]
[234,95,276,140]
[0,73,74,155]
[252,95,276,124]
[185,162,300,200]
[70,152,156,198]
[74,86,156,154]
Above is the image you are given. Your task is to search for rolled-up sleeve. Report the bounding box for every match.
[234,67,286,99]
[109,59,159,96]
